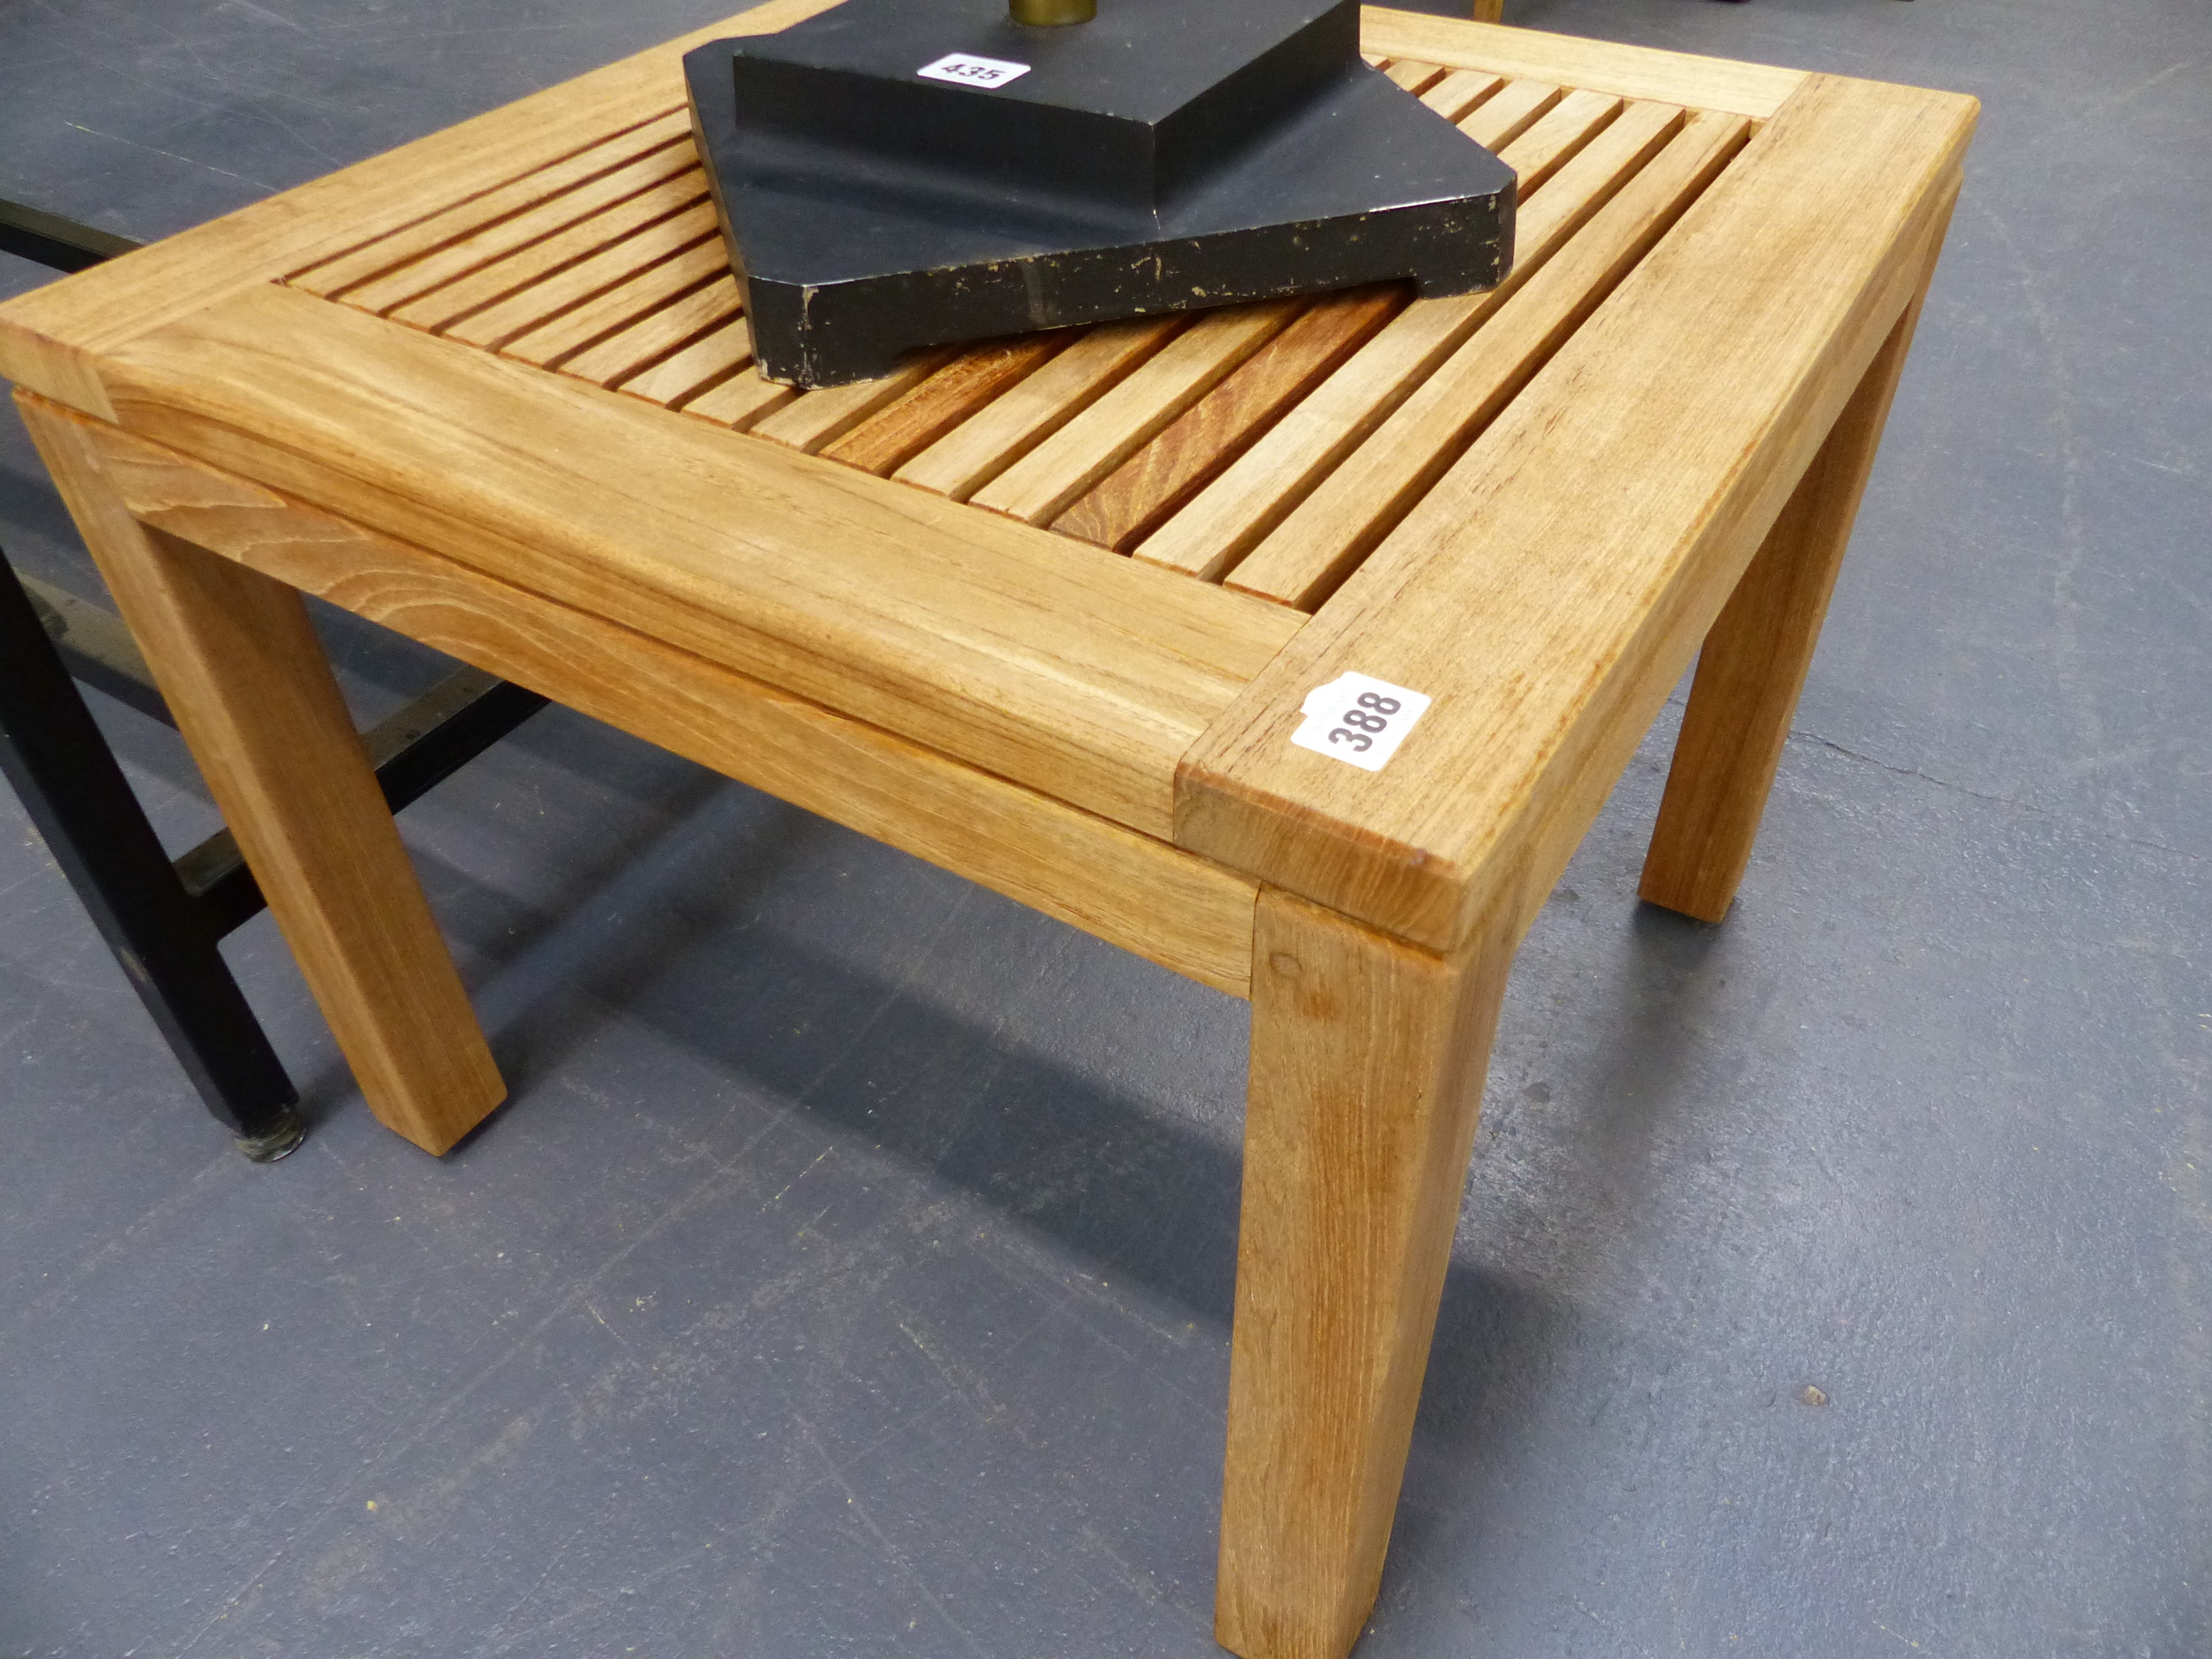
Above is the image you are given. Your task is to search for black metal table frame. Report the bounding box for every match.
[2,198,546,1159]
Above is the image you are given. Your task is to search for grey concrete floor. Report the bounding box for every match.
[1,0,2206,1654]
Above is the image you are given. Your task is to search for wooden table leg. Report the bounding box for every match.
[1637,240,1944,924]
[19,396,504,1154]
[1217,888,1514,1659]
[1471,0,1504,22]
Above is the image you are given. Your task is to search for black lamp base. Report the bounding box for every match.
[684,0,1516,387]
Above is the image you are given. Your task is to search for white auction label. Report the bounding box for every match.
[916,52,1032,88]
[1290,672,1433,772]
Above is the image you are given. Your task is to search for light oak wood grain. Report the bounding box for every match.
[501,237,734,369]
[387,174,711,339]
[1639,205,1950,922]
[95,283,1303,841]
[1381,60,1446,96]
[0,4,1981,1643]
[971,301,1304,524]
[18,394,504,1154]
[292,110,694,301]
[1217,887,1514,1659]
[1052,288,1404,555]
[1493,86,1624,192]
[615,312,754,407]
[561,272,743,389]
[378,168,709,336]
[1363,6,1807,118]
[86,420,1262,997]
[1417,68,1503,122]
[0,0,842,418]
[1177,76,1976,954]
[683,363,796,429]
[447,202,720,353]
[748,349,961,453]
[1227,111,1746,611]
[1134,97,1685,582]
[893,317,1185,501]
[821,334,1075,476]
[349,143,703,322]
[1455,77,1561,152]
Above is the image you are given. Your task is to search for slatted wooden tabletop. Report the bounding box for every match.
[0,16,1975,1656]
[0,0,1976,949]
[285,47,1749,618]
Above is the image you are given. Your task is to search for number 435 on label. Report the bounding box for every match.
[1290,671,1433,772]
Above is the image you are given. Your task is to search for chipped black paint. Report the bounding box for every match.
[684,0,1515,386]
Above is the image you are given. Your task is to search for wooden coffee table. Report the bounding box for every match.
[0,7,1973,1653]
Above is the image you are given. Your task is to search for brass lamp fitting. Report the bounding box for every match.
[1009,0,1095,24]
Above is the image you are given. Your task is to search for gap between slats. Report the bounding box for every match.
[1126,91,1694,588]
[1044,87,1639,561]
[1224,109,1751,612]
[380,156,708,332]
[282,57,1752,618]
[865,72,1644,546]
[689,57,1490,477]
[665,66,1741,599]
[290,108,692,299]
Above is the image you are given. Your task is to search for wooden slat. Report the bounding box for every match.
[1360,6,1808,120]
[682,365,796,429]
[1052,88,1639,568]
[1133,97,1685,582]
[1175,75,1978,953]
[747,351,963,452]
[379,166,707,334]
[1051,287,1404,554]
[616,313,753,407]
[346,144,702,321]
[893,317,1184,501]
[484,224,725,366]
[970,301,1303,524]
[97,283,1306,840]
[1228,111,1748,610]
[1456,78,1562,152]
[820,334,1074,475]
[1382,60,1446,95]
[1418,69,1503,122]
[0,0,842,419]
[440,200,719,352]
[1493,87,1623,192]
[558,273,742,388]
[293,111,694,299]
[88,420,1264,999]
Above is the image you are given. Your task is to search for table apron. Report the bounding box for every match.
[51,403,1262,1000]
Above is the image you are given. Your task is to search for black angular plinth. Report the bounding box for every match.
[684,0,1516,388]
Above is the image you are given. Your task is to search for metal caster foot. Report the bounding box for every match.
[235,1106,308,1163]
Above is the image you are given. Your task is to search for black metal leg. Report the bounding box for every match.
[176,668,548,936]
[0,546,305,1158]
[0,197,137,272]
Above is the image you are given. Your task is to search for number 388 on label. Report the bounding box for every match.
[1328,691,1401,752]
[1290,671,1432,772]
